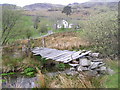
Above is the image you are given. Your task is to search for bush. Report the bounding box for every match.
[23,67,36,77]
[56,63,65,70]
[39,24,48,33]
[80,11,118,58]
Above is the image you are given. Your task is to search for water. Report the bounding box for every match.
[2,73,38,88]
[2,69,77,88]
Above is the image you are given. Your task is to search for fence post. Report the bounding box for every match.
[42,38,46,47]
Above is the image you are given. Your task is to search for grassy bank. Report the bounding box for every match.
[34,59,118,88]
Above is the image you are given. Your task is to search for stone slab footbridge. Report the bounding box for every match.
[31,47,114,76]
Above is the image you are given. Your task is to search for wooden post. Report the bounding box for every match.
[42,38,46,47]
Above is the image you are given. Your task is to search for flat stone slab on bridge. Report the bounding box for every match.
[31,47,91,63]
[31,47,115,76]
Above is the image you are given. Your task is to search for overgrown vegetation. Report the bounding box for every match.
[38,23,48,33]
[1,2,119,89]
[22,67,36,77]
[79,11,118,58]
[1,6,21,45]
[56,63,66,70]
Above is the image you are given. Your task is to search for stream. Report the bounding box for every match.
[2,69,78,88]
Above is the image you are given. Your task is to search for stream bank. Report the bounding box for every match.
[2,69,79,88]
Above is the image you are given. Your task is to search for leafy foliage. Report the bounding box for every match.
[80,11,118,58]
[56,63,65,70]
[2,6,21,45]
[33,16,40,29]
[23,67,36,77]
[39,24,48,33]
[35,56,47,66]
[1,72,15,76]
[23,28,34,39]
[62,6,72,16]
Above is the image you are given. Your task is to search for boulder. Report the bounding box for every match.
[72,60,79,64]
[99,66,107,74]
[77,65,89,71]
[66,71,79,76]
[85,56,93,60]
[69,63,79,67]
[92,59,103,62]
[70,67,76,71]
[79,58,91,66]
[106,68,115,75]
[98,63,105,67]
[89,53,100,58]
[86,70,98,77]
[90,62,103,69]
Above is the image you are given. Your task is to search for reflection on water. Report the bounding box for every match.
[2,73,38,88]
[2,69,75,88]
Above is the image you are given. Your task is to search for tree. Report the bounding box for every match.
[33,16,40,29]
[62,6,72,16]
[24,28,33,57]
[24,28,33,39]
[81,11,118,58]
[1,6,21,45]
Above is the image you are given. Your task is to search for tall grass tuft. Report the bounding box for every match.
[3,77,24,88]
[45,73,106,88]
[36,67,45,88]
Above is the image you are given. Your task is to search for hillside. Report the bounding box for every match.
[23,3,64,10]
[0,4,22,10]
[22,1,118,22]
[89,0,119,2]
[1,0,119,89]
[69,2,118,9]
[23,1,118,11]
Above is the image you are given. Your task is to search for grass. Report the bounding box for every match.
[41,59,118,88]
[104,74,118,88]
[6,15,42,44]
[2,55,119,88]
[1,72,16,76]
[3,77,24,88]
[2,55,41,73]
[103,59,119,88]
[2,4,118,88]
[39,73,94,88]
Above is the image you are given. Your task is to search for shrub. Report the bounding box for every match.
[35,56,47,65]
[39,24,48,33]
[80,11,118,58]
[56,63,65,70]
[23,67,36,77]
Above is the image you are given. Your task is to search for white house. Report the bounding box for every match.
[56,20,73,29]
[69,24,74,28]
